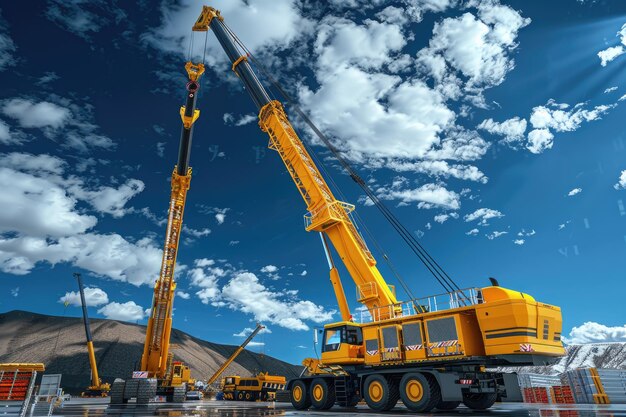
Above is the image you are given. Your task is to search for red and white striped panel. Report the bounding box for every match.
[520,343,534,352]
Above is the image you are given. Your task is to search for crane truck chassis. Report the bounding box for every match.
[193,5,565,412]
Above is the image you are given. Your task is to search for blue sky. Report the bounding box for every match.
[1,0,626,365]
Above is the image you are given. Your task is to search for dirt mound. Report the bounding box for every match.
[0,310,301,393]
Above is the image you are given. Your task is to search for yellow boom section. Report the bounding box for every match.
[141,169,191,378]
[258,101,398,312]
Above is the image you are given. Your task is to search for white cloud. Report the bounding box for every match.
[69,179,145,218]
[300,270,307,276]
[146,0,312,67]
[466,228,479,236]
[604,86,618,94]
[477,116,527,143]
[374,179,461,210]
[434,212,459,223]
[176,291,190,300]
[418,4,530,97]
[486,230,507,240]
[233,326,271,337]
[0,166,97,238]
[223,113,257,127]
[45,1,127,39]
[563,322,626,344]
[2,99,70,129]
[0,12,16,72]
[517,229,536,237]
[0,119,25,145]
[614,170,626,190]
[220,272,334,331]
[0,234,162,285]
[229,240,240,246]
[182,225,211,238]
[373,159,487,183]
[527,128,554,154]
[1,97,115,152]
[529,101,614,133]
[98,301,147,322]
[0,154,163,283]
[597,24,626,67]
[59,287,109,307]
[513,239,525,245]
[568,188,582,197]
[10,287,19,297]
[464,208,504,225]
[299,67,455,163]
[598,46,624,67]
[261,265,278,274]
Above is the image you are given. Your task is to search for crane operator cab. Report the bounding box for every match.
[321,323,364,363]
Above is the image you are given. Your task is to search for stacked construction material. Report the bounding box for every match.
[562,368,626,404]
[598,369,626,404]
[518,373,561,403]
[0,367,38,417]
[550,385,575,404]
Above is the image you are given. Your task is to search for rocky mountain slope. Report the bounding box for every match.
[0,310,301,393]
[499,342,626,375]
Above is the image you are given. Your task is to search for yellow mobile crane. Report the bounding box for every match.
[74,273,110,398]
[194,6,565,413]
[206,323,265,389]
[109,60,205,405]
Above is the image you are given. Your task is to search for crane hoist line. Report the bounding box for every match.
[195,5,565,414]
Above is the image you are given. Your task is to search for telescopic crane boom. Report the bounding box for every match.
[110,61,205,405]
[207,323,265,386]
[75,272,110,397]
[194,6,565,413]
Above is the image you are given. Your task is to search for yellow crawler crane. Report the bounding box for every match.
[74,273,110,397]
[222,373,286,402]
[194,5,565,413]
[109,61,205,405]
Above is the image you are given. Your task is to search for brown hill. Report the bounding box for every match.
[0,310,301,393]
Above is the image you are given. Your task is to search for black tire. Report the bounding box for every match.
[237,391,245,401]
[309,378,336,410]
[109,379,126,405]
[245,391,252,401]
[136,379,157,405]
[436,400,461,410]
[399,373,440,412]
[172,386,186,403]
[463,392,497,410]
[290,380,311,410]
[363,374,398,411]
[124,378,140,399]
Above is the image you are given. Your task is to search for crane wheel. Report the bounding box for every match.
[364,374,398,411]
[309,378,336,410]
[290,380,311,410]
[462,392,497,410]
[237,391,245,401]
[399,373,440,412]
[245,392,252,401]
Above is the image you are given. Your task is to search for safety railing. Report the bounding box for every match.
[355,288,483,323]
